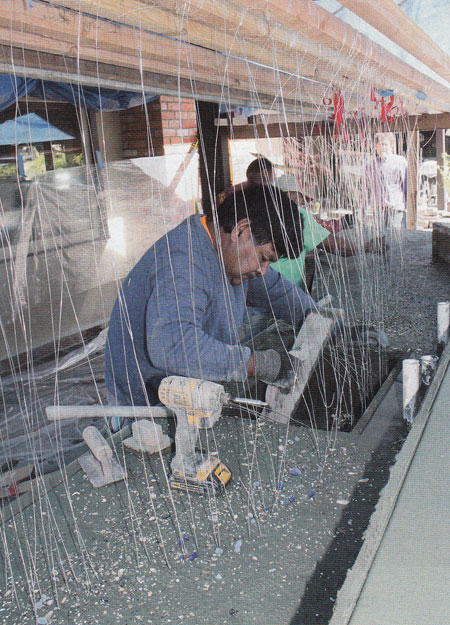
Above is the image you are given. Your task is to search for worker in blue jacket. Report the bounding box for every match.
[105,185,317,429]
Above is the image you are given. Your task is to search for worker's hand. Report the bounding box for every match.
[251,349,281,381]
[364,236,388,255]
[251,349,294,390]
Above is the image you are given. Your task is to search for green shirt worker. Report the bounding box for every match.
[271,174,384,288]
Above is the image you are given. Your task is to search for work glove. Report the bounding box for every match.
[348,324,390,349]
[253,349,294,390]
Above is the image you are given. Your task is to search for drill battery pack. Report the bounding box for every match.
[170,457,231,494]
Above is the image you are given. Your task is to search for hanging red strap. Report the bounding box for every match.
[381,95,395,123]
[386,95,395,116]
[380,96,386,122]
[332,89,344,133]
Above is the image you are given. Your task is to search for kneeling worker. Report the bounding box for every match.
[105,186,317,490]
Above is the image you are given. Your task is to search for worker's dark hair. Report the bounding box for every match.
[246,157,274,185]
[215,185,303,259]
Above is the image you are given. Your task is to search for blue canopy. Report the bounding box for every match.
[0,74,158,113]
[0,113,74,146]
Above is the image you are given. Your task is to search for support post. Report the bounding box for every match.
[79,107,95,166]
[196,101,230,216]
[406,129,419,230]
[42,141,54,171]
[436,128,446,214]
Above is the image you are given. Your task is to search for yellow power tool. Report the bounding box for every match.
[158,376,266,494]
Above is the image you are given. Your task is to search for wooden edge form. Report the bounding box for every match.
[0,463,35,488]
[349,356,406,437]
[329,339,450,625]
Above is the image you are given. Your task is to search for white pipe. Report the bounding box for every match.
[437,301,450,348]
[46,405,173,421]
[402,358,420,423]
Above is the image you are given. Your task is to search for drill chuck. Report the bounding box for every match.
[158,376,229,428]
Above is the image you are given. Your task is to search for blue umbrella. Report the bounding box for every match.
[0,112,74,146]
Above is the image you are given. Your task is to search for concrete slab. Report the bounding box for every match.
[331,342,450,625]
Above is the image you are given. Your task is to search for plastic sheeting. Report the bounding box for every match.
[0,329,109,474]
[0,151,199,358]
[0,148,199,474]
[0,73,158,113]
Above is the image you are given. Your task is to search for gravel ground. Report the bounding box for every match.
[315,228,450,355]
[0,228,448,625]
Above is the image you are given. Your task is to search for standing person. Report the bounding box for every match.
[105,185,317,434]
[366,132,407,230]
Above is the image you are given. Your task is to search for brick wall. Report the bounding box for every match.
[120,98,164,158]
[120,96,197,158]
[160,96,197,149]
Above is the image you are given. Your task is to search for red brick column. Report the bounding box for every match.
[120,96,197,158]
[159,96,197,150]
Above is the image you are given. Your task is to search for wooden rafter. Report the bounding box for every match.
[37,0,393,97]
[0,0,449,118]
[259,0,450,107]
[0,1,346,112]
[339,0,450,85]
[0,3,320,110]
[0,46,296,110]
[38,0,450,114]
[0,0,368,112]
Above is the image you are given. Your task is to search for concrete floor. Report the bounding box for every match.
[331,343,450,625]
[0,398,408,625]
[1,228,449,625]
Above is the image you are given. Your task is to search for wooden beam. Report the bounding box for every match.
[339,0,450,85]
[134,0,450,111]
[411,113,450,131]
[3,0,448,116]
[40,0,332,82]
[0,46,299,110]
[0,3,280,93]
[40,0,411,110]
[228,113,450,142]
[258,0,450,106]
[232,120,330,140]
[0,2,343,111]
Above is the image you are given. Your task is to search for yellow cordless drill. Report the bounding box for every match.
[158,376,267,494]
